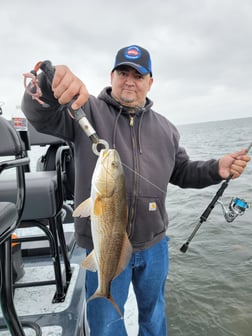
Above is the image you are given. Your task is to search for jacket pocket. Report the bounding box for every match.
[129,196,168,245]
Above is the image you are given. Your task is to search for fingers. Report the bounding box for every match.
[52,65,89,108]
[230,155,251,179]
[229,148,251,179]
[230,163,246,178]
[71,85,89,110]
[230,149,247,159]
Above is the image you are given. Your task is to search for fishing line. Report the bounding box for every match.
[121,161,167,195]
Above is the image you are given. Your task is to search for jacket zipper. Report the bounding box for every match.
[128,114,138,239]
[129,114,134,127]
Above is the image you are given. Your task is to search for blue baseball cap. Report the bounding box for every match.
[112,45,152,76]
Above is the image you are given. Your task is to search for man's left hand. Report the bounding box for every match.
[218,149,251,179]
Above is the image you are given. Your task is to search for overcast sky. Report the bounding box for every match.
[1,0,252,125]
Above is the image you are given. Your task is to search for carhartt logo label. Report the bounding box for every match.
[149,202,157,211]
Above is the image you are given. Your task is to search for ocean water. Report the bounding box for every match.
[166,117,252,336]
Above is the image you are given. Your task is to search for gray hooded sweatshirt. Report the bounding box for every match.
[21,73,222,251]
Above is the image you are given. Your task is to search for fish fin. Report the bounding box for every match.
[93,196,105,216]
[73,198,92,218]
[106,295,123,318]
[114,233,132,279]
[81,250,97,272]
[87,293,123,317]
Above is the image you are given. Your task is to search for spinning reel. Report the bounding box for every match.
[218,197,250,223]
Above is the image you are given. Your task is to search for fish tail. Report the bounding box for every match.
[87,293,123,317]
[108,295,123,318]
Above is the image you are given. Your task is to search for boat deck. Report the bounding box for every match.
[0,223,138,336]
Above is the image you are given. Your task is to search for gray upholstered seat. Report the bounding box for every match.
[0,202,17,237]
[0,115,33,335]
[1,171,58,219]
[0,120,73,303]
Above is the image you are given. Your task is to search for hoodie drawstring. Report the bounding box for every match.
[112,106,123,149]
[138,109,145,154]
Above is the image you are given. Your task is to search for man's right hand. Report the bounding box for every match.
[52,65,89,110]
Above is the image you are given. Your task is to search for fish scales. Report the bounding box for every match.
[94,189,127,294]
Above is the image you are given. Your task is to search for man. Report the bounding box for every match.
[22,45,250,336]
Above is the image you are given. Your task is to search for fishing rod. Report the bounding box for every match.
[24,61,109,156]
[180,143,252,254]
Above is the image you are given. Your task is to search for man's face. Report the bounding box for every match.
[110,66,153,108]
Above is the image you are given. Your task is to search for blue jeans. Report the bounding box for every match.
[85,236,169,336]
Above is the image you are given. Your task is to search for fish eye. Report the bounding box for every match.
[111,161,118,168]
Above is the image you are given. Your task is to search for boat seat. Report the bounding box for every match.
[0,115,40,335]
[1,171,58,219]
[0,202,25,336]
[0,203,17,237]
[0,120,73,303]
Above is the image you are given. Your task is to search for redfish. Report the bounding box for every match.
[73,149,132,316]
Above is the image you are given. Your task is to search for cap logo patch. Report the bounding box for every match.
[124,46,142,60]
